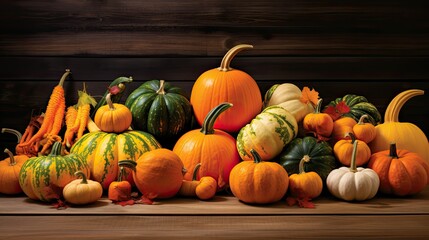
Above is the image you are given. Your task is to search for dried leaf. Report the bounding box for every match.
[286,197,315,209]
[113,199,136,206]
[300,87,319,106]
[52,199,68,210]
[323,101,350,121]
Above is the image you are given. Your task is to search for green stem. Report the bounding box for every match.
[58,69,71,87]
[192,163,202,181]
[218,44,253,72]
[389,143,400,159]
[4,148,16,166]
[299,155,311,174]
[1,128,22,143]
[156,80,166,95]
[48,141,62,157]
[349,141,359,173]
[118,160,138,172]
[74,171,88,184]
[118,166,126,182]
[250,149,262,164]
[200,102,233,135]
[314,98,323,114]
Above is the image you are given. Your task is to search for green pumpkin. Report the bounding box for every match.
[125,80,193,142]
[276,136,336,181]
[323,94,381,125]
[70,130,161,189]
[237,105,298,161]
[19,141,90,202]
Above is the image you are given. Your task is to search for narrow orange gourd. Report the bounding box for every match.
[95,93,132,133]
[368,143,429,196]
[334,132,371,167]
[303,98,334,141]
[0,148,29,194]
[353,114,376,144]
[190,44,262,133]
[288,155,323,199]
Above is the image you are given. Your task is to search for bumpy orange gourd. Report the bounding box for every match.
[353,114,376,143]
[190,44,262,133]
[119,148,186,199]
[369,89,429,163]
[0,149,29,194]
[178,163,217,200]
[334,132,371,167]
[331,117,357,145]
[303,98,334,140]
[229,149,289,204]
[368,143,429,196]
[173,103,240,191]
[288,155,323,199]
[95,93,132,133]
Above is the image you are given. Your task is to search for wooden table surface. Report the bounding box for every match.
[1,188,429,240]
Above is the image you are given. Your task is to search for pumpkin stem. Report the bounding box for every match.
[218,44,253,72]
[200,102,233,134]
[384,89,424,122]
[4,148,17,166]
[58,69,71,87]
[250,149,262,163]
[344,132,357,143]
[357,114,369,125]
[117,166,126,182]
[388,143,400,159]
[299,155,311,174]
[48,141,63,157]
[1,128,22,143]
[314,98,323,114]
[349,141,359,173]
[156,80,166,95]
[74,171,88,184]
[106,93,116,111]
[118,160,137,172]
[192,163,202,181]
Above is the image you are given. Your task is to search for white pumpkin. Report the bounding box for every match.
[263,83,315,122]
[326,141,380,201]
[236,105,298,161]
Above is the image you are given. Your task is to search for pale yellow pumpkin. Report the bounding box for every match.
[369,89,429,163]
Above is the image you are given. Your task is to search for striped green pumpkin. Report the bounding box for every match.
[70,130,161,189]
[19,141,90,202]
[125,80,193,143]
[323,94,382,125]
[237,105,298,161]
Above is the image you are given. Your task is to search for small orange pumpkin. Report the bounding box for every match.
[0,148,29,194]
[288,155,323,199]
[331,117,357,145]
[303,98,334,141]
[95,93,132,133]
[119,148,186,199]
[108,166,132,202]
[334,132,371,167]
[178,163,217,200]
[353,114,376,143]
[368,143,429,196]
[190,44,262,133]
[229,149,289,204]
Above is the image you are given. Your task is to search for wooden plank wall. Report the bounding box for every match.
[1,0,428,157]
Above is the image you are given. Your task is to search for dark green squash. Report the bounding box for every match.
[125,80,193,142]
[323,94,381,125]
[276,136,336,181]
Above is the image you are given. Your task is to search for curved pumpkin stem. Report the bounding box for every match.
[156,80,167,95]
[118,160,137,171]
[1,128,22,143]
[250,149,262,163]
[200,102,233,135]
[357,114,369,125]
[4,148,16,166]
[299,155,311,174]
[218,44,253,72]
[105,93,116,111]
[48,141,63,157]
[344,132,357,143]
[314,98,323,114]
[74,171,89,184]
[192,163,202,181]
[384,89,424,122]
[349,141,359,173]
[58,69,71,87]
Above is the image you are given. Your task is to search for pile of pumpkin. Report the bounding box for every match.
[1,44,429,207]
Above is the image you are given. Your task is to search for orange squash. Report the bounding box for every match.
[0,148,29,194]
[95,93,132,133]
[288,155,323,199]
[190,44,262,133]
[368,143,429,196]
[369,89,429,163]
[353,114,376,144]
[178,163,217,200]
[334,132,371,167]
[173,103,240,191]
[303,98,334,140]
[108,166,132,202]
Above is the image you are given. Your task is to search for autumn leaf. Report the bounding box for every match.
[323,101,350,121]
[286,197,315,208]
[300,87,319,106]
[52,199,68,210]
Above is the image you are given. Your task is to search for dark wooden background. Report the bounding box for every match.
[1,0,428,157]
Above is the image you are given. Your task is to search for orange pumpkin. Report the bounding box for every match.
[368,143,429,196]
[190,44,262,133]
[334,132,371,167]
[288,155,323,199]
[0,148,29,194]
[94,93,132,133]
[178,163,217,200]
[229,149,289,204]
[173,103,240,191]
[119,149,186,199]
[303,98,334,141]
[331,117,357,144]
[108,166,132,202]
[353,114,376,144]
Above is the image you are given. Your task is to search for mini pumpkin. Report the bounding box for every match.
[330,117,357,144]
[95,93,133,133]
[108,166,132,202]
[288,155,323,199]
[327,141,380,201]
[229,149,289,204]
[303,98,334,140]
[63,171,103,205]
[179,163,218,200]
[334,132,371,167]
[0,148,29,194]
[353,114,376,144]
[368,143,429,196]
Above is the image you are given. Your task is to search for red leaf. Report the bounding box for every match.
[336,101,351,115]
[286,197,297,206]
[323,101,350,121]
[52,199,68,210]
[137,195,154,205]
[286,197,315,208]
[114,199,136,206]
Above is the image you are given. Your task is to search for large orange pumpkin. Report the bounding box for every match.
[190,44,262,133]
[173,103,240,190]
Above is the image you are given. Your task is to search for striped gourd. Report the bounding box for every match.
[70,130,161,189]
[19,141,90,202]
[237,105,298,161]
